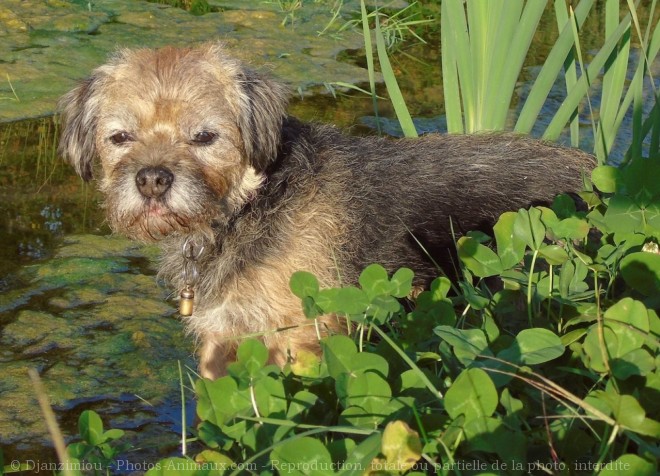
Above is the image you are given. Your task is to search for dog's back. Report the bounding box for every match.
[270,120,595,283]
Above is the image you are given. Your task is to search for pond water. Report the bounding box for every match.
[0,1,658,471]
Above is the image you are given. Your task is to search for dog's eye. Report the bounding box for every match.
[109,132,133,145]
[192,131,217,145]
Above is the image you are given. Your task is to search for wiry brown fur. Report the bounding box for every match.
[58,43,596,379]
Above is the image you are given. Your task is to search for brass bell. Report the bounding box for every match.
[179,286,195,316]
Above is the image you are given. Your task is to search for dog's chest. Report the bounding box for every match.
[176,246,314,339]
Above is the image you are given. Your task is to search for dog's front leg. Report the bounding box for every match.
[198,334,237,380]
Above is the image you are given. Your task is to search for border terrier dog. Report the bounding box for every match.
[58,43,595,379]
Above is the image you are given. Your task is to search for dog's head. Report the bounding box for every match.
[58,43,288,241]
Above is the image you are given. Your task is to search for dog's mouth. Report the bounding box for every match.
[112,191,224,242]
[104,196,191,242]
[145,200,168,217]
[133,198,196,239]
[102,162,249,242]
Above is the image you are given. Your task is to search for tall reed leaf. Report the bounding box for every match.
[514,0,595,133]
[440,0,464,133]
[619,4,660,162]
[374,10,417,137]
[625,0,660,161]
[543,10,650,147]
[567,5,598,152]
[483,1,545,130]
[441,0,546,132]
[441,0,474,132]
[360,0,381,135]
[554,1,580,148]
[595,0,631,162]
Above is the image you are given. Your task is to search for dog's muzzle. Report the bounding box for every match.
[136,166,174,198]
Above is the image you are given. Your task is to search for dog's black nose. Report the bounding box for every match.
[135,166,174,198]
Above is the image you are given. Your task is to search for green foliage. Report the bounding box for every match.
[64,410,128,475]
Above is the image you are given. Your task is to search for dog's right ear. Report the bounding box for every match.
[57,74,104,181]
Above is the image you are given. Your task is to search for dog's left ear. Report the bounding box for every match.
[236,68,289,171]
[57,73,105,181]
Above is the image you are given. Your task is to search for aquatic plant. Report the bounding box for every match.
[371,0,659,163]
